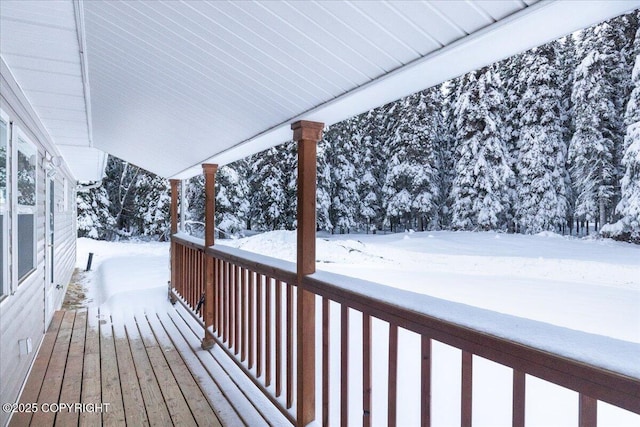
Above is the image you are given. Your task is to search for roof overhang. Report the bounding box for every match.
[2,1,639,180]
[0,0,106,181]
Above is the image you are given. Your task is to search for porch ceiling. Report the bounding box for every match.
[2,1,638,180]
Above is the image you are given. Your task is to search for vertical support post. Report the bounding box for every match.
[201,163,218,350]
[169,179,180,304]
[292,120,324,426]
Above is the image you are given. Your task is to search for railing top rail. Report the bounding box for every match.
[303,271,640,415]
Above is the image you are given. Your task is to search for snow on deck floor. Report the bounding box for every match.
[76,232,640,426]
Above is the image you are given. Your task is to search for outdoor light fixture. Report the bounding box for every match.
[44,155,62,178]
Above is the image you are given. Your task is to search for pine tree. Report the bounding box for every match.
[133,173,171,240]
[216,162,250,237]
[326,118,360,234]
[450,67,513,231]
[382,88,442,231]
[76,183,115,239]
[247,143,296,231]
[613,24,640,241]
[569,21,626,230]
[316,139,333,232]
[185,175,205,236]
[515,43,569,234]
[358,106,392,232]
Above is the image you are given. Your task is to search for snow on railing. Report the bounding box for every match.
[170,234,640,427]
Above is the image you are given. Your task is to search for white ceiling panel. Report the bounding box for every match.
[0,0,105,181]
[3,0,638,180]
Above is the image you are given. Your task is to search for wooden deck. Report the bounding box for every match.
[9,305,290,427]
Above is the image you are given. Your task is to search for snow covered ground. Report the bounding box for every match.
[76,231,640,426]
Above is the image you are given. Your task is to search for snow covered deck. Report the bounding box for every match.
[10,306,289,427]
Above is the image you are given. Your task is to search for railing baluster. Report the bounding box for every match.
[341,305,349,427]
[462,351,473,427]
[234,264,240,354]
[579,394,597,427]
[224,261,229,343]
[286,282,294,409]
[388,324,398,427]
[421,336,432,427]
[322,297,330,426]
[212,257,218,334]
[512,370,525,427]
[229,263,236,350]
[241,267,247,362]
[276,279,282,397]
[248,270,255,369]
[363,313,372,427]
[266,276,272,387]
[257,274,263,378]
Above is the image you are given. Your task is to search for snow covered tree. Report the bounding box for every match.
[450,67,513,231]
[515,43,569,234]
[358,104,394,232]
[326,117,360,234]
[76,182,115,239]
[569,21,627,230]
[133,173,171,240]
[383,88,442,231]
[216,162,250,236]
[611,24,640,241]
[185,174,205,236]
[316,139,333,232]
[247,142,297,231]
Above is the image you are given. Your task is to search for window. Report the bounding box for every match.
[17,135,37,282]
[0,118,7,296]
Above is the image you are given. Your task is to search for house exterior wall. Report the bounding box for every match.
[0,64,77,427]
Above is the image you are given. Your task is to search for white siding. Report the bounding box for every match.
[0,62,77,427]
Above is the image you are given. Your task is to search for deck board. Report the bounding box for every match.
[99,314,126,426]
[111,319,149,426]
[147,313,222,427]
[79,307,102,427]
[10,305,286,426]
[30,311,75,426]
[55,310,87,427]
[135,313,197,426]
[10,311,64,427]
[125,314,173,426]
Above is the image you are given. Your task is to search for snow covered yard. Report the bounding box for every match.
[75,231,640,426]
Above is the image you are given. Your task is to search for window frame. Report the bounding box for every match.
[0,109,9,298]
[14,126,38,284]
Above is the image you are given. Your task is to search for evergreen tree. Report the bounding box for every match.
[133,173,171,240]
[515,43,569,233]
[613,24,640,241]
[450,67,513,231]
[247,142,296,231]
[569,21,625,230]
[316,139,333,232]
[216,161,250,237]
[326,118,360,234]
[383,88,442,231]
[76,183,115,239]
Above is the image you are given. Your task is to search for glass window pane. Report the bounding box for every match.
[0,120,6,207]
[0,214,4,295]
[17,137,36,207]
[18,213,35,280]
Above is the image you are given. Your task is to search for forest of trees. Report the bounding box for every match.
[77,11,640,243]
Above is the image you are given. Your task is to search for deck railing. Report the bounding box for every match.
[170,234,640,427]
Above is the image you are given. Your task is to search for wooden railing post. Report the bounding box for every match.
[169,179,180,304]
[292,120,324,426]
[202,163,218,350]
